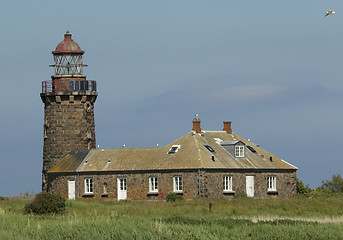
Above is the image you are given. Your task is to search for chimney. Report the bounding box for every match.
[223,121,232,134]
[192,114,201,133]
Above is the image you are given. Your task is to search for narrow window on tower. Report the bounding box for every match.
[44,124,48,138]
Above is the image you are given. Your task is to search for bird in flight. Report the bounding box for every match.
[325,10,335,17]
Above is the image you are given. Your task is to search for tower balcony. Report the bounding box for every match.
[42,79,97,93]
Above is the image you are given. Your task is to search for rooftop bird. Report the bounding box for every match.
[325,10,335,17]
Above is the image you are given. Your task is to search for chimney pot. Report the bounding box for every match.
[223,121,232,134]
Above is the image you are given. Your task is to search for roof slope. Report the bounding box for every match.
[49,150,90,173]
[48,131,297,173]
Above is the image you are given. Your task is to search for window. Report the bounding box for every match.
[149,177,158,192]
[168,145,180,154]
[204,145,215,153]
[85,178,93,193]
[223,176,233,191]
[267,176,276,191]
[235,146,245,157]
[247,145,257,153]
[173,176,183,192]
[69,81,74,91]
[75,81,80,90]
[119,178,127,191]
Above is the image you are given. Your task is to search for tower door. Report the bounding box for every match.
[68,179,76,200]
[117,178,127,200]
[246,176,254,197]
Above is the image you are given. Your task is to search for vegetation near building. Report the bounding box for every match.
[1,195,343,239]
[318,174,343,193]
[24,192,65,214]
[296,177,313,196]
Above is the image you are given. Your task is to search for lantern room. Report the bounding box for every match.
[42,32,97,93]
[51,31,86,75]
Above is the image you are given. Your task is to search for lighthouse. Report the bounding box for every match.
[41,32,97,191]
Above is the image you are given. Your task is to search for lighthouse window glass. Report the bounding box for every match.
[69,81,74,91]
[80,81,85,91]
[75,81,79,91]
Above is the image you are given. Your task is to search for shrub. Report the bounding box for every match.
[296,178,313,196]
[25,192,65,214]
[166,193,184,202]
[317,174,343,193]
[0,196,6,201]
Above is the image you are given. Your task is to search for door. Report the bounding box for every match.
[246,176,254,197]
[117,178,127,200]
[68,179,75,200]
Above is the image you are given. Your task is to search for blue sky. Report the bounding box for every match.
[0,0,342,196]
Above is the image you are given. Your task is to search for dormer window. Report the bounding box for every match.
[220,141,246,158]
[235,146,244,157]
[168,145,180,154]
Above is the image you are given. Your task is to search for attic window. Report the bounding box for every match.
[235,146,245,157]
[204,145,215,153]
[247,145,257,153]
[168,145,180,154]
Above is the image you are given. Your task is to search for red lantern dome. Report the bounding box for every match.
[52,31,84,55]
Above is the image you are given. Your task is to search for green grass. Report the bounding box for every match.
[1,194,343,239]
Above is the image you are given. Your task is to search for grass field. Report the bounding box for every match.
[1,194,343,239]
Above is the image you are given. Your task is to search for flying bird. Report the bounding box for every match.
[325,10,335,17]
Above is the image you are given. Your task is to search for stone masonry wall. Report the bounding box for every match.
[41,92,97,191]
[204,170,297,199]
[48,169,296,200]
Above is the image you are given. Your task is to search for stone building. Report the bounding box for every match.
[42,33,297,200]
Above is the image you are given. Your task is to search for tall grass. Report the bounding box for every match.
[1,213,343,239]
[1,194,343,239]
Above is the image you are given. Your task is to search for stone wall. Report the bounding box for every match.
[41,91,97,191]
[48,169,296,200]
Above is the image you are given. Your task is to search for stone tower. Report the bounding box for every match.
[41,32,97,191]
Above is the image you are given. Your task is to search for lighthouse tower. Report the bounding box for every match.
[41,32,97,191]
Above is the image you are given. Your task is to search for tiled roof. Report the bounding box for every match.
[48,131,297,173]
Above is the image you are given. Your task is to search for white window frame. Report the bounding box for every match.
[85,178,93,194]
[173,176,183,192]
[235,145,245,157]
[223,175,233,192]
[267,176,276,191]
[149,177,158,193]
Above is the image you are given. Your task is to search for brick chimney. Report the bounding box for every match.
[223,121,232,134]
[192,115,201,133]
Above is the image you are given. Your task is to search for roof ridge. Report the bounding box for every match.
[192,133,203,168]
